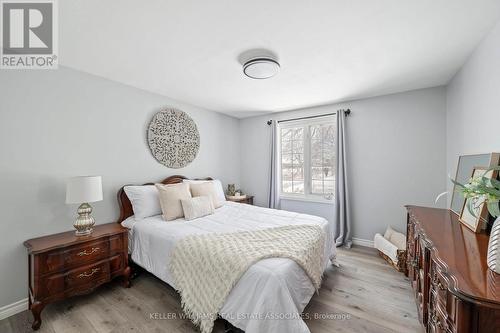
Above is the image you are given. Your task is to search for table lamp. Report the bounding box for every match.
[66,176,103,236]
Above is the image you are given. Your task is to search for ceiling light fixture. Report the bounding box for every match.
[243,57,280,79]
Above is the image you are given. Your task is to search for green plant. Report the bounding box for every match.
[451,166,500,218]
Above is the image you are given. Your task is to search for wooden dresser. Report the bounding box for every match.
[24,223,131,330]
[406,206,500,333]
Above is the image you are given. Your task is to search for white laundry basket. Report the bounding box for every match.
[374,226,407,273]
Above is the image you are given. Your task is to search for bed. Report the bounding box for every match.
[117,175,336,333]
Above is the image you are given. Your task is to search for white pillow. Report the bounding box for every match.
[383,226,406,250]
[383,225,397,239]
[181,196,214,221]
[183,179,226,205]
[189,182,222,209]
[123,185,161,220]
[156,183,192,221]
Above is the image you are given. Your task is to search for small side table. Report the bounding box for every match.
[24,223,131,330]
[227,195,254,205]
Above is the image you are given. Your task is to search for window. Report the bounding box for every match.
[280,117,335,202]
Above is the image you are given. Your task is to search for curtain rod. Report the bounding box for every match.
[266,109,350,125]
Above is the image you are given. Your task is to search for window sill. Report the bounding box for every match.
[280,195,334,205]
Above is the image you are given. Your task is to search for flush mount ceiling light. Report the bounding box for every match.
[243,57,280,79]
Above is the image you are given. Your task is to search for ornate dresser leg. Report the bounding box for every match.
[30,301,44,330]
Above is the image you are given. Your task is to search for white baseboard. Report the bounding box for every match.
[352,237,374,248]
[0,298,28,321]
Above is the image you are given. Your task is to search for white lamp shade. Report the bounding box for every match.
[66,176,103,204]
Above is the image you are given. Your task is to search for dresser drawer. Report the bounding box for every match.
[430,262,448,307]
[64,239,110,265]
[429,259,458,331]
[42,255,124,297]
[41,235,123,274]
[65,259,111,289]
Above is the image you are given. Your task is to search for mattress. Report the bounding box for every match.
[122,201,336,333]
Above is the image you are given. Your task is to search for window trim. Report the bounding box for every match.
[280,193,334,204]
[278,116,335,204]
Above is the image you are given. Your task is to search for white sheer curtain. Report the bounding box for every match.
[268,120,281,209]
[334,110,352,247]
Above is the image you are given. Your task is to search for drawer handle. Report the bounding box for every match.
[78,268,100,278]
[77,247,99,256]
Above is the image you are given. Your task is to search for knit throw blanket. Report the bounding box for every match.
[170,224,326,333]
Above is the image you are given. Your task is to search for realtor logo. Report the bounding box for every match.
[1,0,58,69]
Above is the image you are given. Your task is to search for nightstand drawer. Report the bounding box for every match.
[65,258,111,289]
[64,239,109,265]
[42,235,123,274]
[43,256,120,296]
[44,239,109,273]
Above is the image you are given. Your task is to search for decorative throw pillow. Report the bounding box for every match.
[183,179,226,204]
[181,196,215,221]
[123,185,161,220]
[189,182,222,208]
[156,183,192,221]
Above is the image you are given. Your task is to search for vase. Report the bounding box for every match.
[487,217,500,274]
[227,184,236,196]
[486,201,500,234]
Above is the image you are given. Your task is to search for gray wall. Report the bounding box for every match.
[446,20,500,197]
[239,87,447,241]
[0,67,241,308]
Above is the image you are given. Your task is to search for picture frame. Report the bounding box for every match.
[459,166,499,233]
[451,153,500,215]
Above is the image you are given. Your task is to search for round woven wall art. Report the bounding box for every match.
[147,108,200,169]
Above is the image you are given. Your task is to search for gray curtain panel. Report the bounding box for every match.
[334,110,352,248]
[268,120,281,209]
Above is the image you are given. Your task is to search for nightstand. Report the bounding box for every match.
[227,195,254,205]
[24,223,130,330]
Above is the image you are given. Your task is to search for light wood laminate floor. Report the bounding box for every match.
[0,246,422,333]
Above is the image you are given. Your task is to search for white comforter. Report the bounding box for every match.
[124,201,336,333]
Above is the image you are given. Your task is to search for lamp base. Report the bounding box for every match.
[75,229,93,236]
[74,203,95,236]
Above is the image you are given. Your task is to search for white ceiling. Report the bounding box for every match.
[59,0,500,118]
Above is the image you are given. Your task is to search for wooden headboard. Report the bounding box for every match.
[116,175,213,223]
